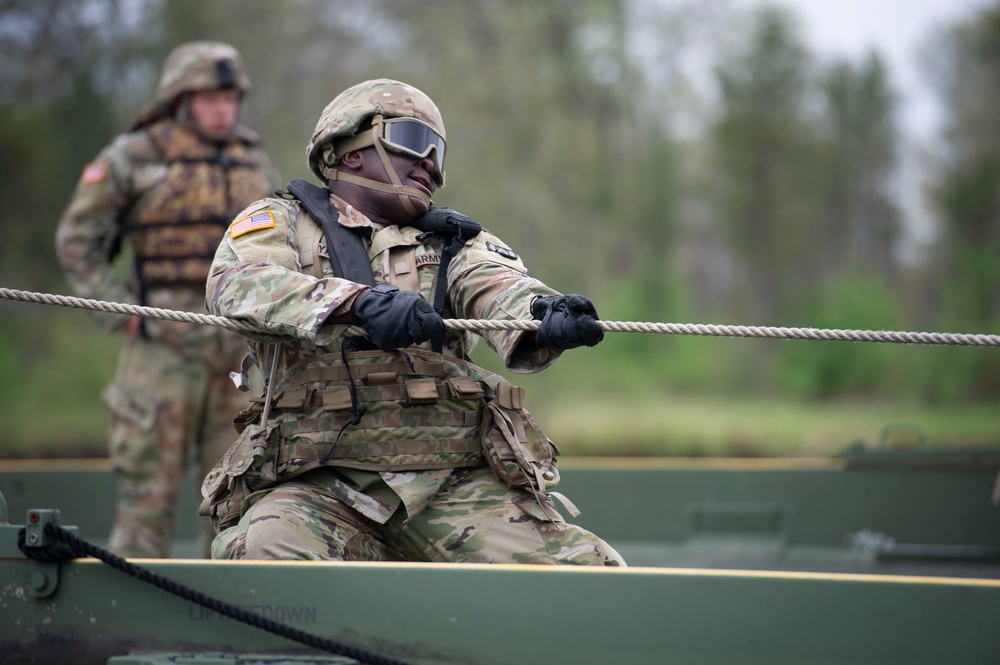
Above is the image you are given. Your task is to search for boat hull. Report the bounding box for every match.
[2,557,1000,664]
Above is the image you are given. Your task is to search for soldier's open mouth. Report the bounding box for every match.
[409,176,432,195]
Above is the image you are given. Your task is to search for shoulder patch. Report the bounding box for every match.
[80,161,108,185]
[230,210,276,238]
[486,241,518,261]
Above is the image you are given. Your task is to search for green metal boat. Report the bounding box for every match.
[2,445,999,664]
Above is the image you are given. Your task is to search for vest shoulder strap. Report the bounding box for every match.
[409,208,483,326]
[283,178,376,286]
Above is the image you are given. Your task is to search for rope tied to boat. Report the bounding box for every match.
[17,522,414,665]
[2,287,998,347]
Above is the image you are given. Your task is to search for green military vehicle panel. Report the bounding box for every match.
[2,454,999,576]
[1,554,999,664]
[2,453,1000,663]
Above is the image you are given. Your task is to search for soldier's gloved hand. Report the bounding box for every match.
[352,284,445,351]
[530,294,604,351]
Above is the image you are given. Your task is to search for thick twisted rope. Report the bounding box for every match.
[2,287,998,347]
[446,318,1000,346]
[18,522,412,665]
[2,287,257,333]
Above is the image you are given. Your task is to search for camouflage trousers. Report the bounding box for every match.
[103,330,251,558]
[212,466,626,566]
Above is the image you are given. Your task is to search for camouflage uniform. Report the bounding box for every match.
[55,42,278,558]
[202,79,624,566]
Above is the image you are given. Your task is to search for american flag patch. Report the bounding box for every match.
[80,161,107,184]
[230,210,275,238]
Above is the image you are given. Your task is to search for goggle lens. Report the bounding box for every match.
[381,119,446,184]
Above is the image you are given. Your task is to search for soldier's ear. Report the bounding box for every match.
[340,150,364,171]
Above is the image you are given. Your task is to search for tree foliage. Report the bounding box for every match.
[0,0,997,452]
[932,4,1000,327]
[926,2,1000,398]
[707,7,820,326]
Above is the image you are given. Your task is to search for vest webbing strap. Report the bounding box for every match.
[281,182,484,352]
[281,439,485,461]
[284,179,376,287]
[286,358,447,388]
[409,210,482,317]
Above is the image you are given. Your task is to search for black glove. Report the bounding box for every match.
[352,284,445,351]
[530,294,604,351]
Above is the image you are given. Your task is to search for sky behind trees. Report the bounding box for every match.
[736,0,992,139]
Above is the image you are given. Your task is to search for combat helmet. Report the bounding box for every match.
[156,41,250,104]
[132,41,250,130]
[306,79,447,215]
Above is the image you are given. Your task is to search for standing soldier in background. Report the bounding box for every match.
[201,78,624,566]
[55,41,279,558]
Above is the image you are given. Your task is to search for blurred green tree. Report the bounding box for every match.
[703,6,824,389]
[927,3,1000,398]
[707,6,822,326]
[818,53,901,281]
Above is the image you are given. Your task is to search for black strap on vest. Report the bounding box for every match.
[282,178,376,286]
[411,207,482,317]
[280,181,483,352]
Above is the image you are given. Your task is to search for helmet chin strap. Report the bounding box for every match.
[328,119,432,217]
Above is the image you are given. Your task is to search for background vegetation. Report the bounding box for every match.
[1,0,998,457]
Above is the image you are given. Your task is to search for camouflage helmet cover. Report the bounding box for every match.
[307,78,446,181]
[155,41,251,105]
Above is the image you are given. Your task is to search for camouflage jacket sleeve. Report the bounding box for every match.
[54,136,139,330]
[206,197,369,343]
[446,229,561,373]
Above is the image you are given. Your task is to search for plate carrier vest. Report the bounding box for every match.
[123,119,270,301]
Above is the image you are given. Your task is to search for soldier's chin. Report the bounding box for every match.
[194,122,234,141]
[407,195,432,215]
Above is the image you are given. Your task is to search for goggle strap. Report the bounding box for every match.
[334,114,385,161]
[333,130,376,159]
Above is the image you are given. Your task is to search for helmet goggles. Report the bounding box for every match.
[335,116,447,186]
